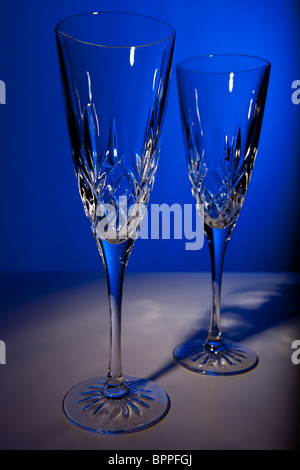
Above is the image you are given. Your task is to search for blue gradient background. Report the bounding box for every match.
[0,0,299,273]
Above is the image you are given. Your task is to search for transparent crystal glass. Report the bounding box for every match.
[174,54,270,375]
[55,11,175,433]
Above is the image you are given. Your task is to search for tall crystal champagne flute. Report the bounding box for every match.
[174,54,270,375]
[55,11,175,433]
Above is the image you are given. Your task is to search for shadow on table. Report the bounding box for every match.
[147,278,300,382]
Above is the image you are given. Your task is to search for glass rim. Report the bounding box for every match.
[55,10,176,48]
[176,54,271,75]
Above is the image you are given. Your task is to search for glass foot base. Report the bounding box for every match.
[63,375,170,434]
[173,339,258,376]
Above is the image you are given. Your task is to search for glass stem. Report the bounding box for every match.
[205,224,233,348]
[94,236,134,398]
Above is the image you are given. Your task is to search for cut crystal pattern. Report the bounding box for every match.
[77,379,154,420]
[191,342,247,368]
[187,126,257,229]
[73,106,160,243]
[173,339,258,375]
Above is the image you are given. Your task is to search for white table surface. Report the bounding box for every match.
[0,271,299,450]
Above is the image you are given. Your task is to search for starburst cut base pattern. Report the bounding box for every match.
[173,339,258,376]
[63,376,170,434]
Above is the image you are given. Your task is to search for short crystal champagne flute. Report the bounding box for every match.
[55,11,175,433]
[174,54,270,375]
